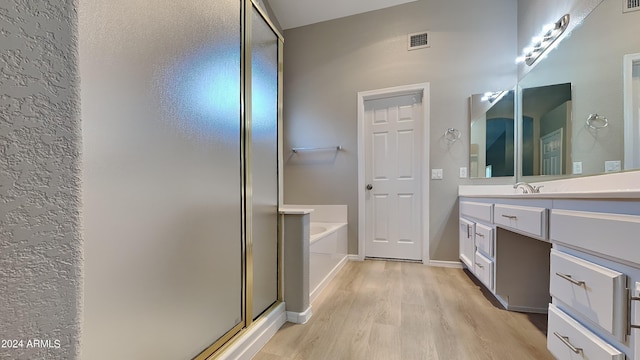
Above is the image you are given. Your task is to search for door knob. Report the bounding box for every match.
[366,184,373,190]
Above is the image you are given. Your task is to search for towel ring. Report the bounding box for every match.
[586,114,608,130]
[444,128,461,142]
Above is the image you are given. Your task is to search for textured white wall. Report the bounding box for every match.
[0,1,82,359]
[282,0,518,261]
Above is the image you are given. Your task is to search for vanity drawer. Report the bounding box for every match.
[548,304,624,360]
[550,209,640,266]
[494,204,547,239]
[460,201,493,223]
[474,251,494,292]
[474,223,493,258]
[550,249,627,340]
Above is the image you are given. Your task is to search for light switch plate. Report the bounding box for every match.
[459,167,468,178]
[572,161,582,174]
[431,168,443,180]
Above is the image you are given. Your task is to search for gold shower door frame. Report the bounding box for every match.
[194,1,284,359]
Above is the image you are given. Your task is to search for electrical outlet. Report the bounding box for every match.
[459,167,468,178]
[572,161,582,175]
[605,160,621,173]
[431,168,443,180]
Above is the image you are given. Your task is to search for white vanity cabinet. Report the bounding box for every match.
[459,199,550,305]
[548,203,640,360]
[459,175,640,359]
[459,201,495,291]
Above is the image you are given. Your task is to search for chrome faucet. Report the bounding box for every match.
[513,182,543,194]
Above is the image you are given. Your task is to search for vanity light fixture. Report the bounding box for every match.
[481,91,506,103]
[516,14,570,66]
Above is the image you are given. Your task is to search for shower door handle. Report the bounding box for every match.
[366,184,373,190]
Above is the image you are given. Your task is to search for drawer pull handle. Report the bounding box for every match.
[501,214,517,220]
[475,263,484,269]
[553,332,583,354]
[633,296,640,330]
[556,272,586,287]
[475,233,485,238]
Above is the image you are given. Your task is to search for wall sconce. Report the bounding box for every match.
[516,14,570,66]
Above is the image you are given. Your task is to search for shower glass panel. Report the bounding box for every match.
[251,5,280,319]
[80,0,243,358]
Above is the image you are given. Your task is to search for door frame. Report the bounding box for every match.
[356,83,430,262]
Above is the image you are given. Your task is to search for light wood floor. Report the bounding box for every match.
[255,260,555,360]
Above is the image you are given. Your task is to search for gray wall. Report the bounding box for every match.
[281,0,518,261]
[0,1,82,359]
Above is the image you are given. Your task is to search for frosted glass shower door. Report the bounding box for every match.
[250,6,280,319]
[80,0,243,359]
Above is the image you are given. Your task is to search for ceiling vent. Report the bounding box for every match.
[624,0,640,12]
[408,31,430,51]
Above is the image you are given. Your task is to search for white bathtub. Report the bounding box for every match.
[282,204,349,305]
[309,221,348,303]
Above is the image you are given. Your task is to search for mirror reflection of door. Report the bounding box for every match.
[521,83,572,176]
[540,128,563,175]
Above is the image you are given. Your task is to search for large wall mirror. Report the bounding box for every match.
[521,82,572,176]
[469,90,515,178]
[518,0,640,179]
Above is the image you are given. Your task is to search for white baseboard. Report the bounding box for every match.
[286,306,313,324]
[215,303,286,360]
[348,254,362,261]
[428,260,464,268]
[310,255,349,304]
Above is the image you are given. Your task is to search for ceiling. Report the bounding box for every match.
[267,0,418,30]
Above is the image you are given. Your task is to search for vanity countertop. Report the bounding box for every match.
[459,171,640,200]
[460,190,640,199]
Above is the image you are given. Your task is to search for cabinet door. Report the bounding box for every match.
[459,218,475,269]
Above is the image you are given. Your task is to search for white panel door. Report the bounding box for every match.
[364,93,423,260]
[540,128,563,175]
